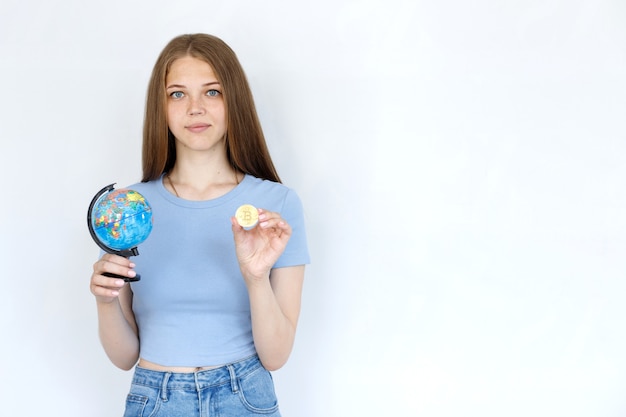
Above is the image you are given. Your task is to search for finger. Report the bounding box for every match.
[257,210,286,228]
[93,257,137,280]
[90,272,126,298]
[231,216,247,237]
[276,221,292,241]
[259,216,291,233]
[257,208,281,221]
[101,253,136,269]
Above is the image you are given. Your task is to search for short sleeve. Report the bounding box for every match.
[273,189,310,268]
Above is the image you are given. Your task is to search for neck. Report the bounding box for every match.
[166,162,242,201]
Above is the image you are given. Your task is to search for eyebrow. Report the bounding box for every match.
[166,81,221,89]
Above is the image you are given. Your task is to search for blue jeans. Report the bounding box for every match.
[123,355,281,417]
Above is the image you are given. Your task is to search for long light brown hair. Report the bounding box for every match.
[141,34,280,183]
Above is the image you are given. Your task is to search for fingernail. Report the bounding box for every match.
[111,291,119,296]
[128,270,136,277]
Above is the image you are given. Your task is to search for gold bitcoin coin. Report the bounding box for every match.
[235,204,259,229]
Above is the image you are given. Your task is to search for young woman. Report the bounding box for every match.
[90,33,309,416]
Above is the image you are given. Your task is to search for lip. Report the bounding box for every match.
[185,123,211,133]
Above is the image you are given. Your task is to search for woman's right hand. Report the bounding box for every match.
[90,254,136,303]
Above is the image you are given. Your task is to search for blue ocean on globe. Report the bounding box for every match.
[91,189,153,250]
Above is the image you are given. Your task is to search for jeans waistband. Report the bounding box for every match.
[131,354,262,392]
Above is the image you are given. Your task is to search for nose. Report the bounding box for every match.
[187,95,205,116]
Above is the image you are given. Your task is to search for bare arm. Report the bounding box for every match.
[90,254,140,370]
[247,265,305,371]
[231,208,306,370]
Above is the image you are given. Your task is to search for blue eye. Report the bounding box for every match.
[170,91,184,99]
[207,89,221,97]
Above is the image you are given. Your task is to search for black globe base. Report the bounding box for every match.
[103,272,141,282]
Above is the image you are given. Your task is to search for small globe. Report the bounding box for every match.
[89,187,153,251]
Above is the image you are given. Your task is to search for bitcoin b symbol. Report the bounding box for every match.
[235,204,259,229]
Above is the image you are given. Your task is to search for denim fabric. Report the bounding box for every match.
[123,355,280,417]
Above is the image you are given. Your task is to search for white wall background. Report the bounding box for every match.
[1,0,625,415]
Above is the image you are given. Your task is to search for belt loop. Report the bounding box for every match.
[227,364,239,393]
[161,372,171,401]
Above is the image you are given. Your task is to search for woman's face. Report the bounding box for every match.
[165,55,227,155]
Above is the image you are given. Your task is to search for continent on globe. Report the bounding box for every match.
[87,183,153,256]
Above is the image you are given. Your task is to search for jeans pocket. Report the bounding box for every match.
[123,386,161,417]
[123,393,149,417]
[237,368,280,414]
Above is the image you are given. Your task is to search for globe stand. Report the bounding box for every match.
[87,183,143,282]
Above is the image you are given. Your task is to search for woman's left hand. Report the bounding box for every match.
[231,208,292,283]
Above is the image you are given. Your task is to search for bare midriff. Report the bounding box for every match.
[138,358,221,373]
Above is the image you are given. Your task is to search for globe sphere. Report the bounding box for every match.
[90,188,153,251]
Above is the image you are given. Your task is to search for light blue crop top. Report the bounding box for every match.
[127,174,310,367]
